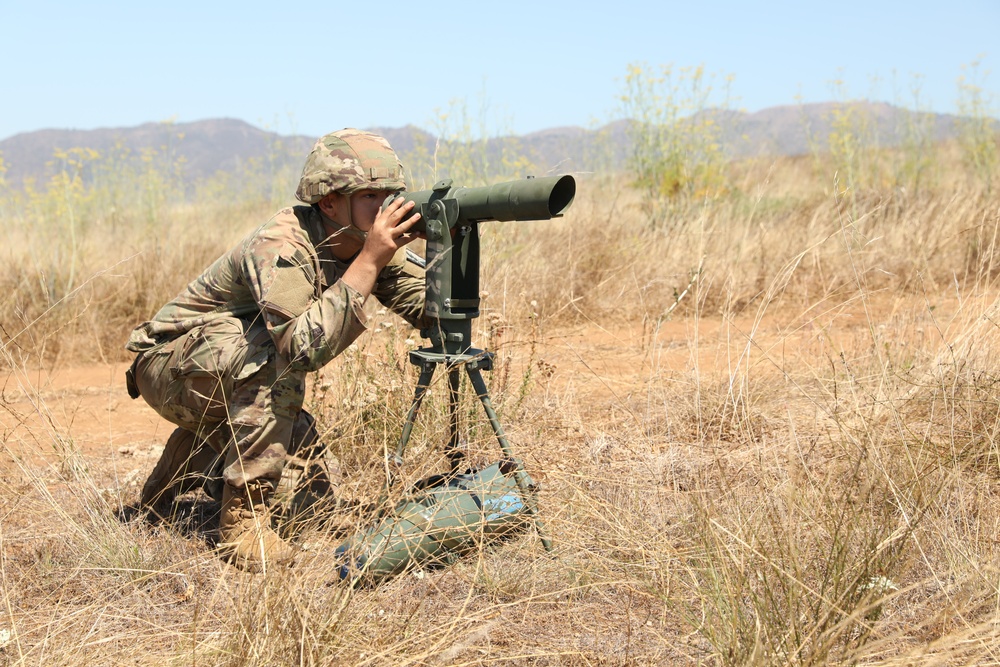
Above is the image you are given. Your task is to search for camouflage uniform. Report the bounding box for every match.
[127,130,425,499]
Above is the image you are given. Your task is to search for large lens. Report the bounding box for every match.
[455,174,576,222]
[384,174,577,229]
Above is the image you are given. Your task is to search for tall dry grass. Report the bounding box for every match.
[1,102,1000,664]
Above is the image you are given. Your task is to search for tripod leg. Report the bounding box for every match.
[387,363,436,492]
[465,366,554,552]
[446,367,465,473]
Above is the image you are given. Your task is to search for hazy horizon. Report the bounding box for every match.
[2,0,997,142]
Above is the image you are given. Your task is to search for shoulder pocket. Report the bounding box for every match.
[262,250,317,318]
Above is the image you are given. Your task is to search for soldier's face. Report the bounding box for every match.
[347,189,391,232]
[319,190,391,233]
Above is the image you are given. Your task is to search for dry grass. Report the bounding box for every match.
[2,141,1000,665]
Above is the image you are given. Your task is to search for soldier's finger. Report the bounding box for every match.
[394,212,421,234]
[376,196,404,223]
[389,200,415,220]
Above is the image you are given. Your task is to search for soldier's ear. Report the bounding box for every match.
[317,193,342,219]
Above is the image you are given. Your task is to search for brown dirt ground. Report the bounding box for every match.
[0,291,981,665]
[1,292,931,473]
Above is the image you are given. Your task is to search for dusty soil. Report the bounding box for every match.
[1,293,916,476]
[0,291,984,665]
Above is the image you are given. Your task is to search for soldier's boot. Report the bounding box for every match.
[140,428,222,516]
[217,481,296,572]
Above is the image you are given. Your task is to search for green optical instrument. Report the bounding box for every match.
[335,175,576,584]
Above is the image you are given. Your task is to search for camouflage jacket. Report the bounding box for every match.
[126,204,426,372]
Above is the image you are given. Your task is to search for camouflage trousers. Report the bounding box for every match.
[131,316,315,491]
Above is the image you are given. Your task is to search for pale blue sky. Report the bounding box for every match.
[1,0,996,141]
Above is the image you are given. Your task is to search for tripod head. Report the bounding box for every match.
[385,175,577,355]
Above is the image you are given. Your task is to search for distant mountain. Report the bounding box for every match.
[704,101,968,157]
[0,118,315,189]
[0,103,986,190]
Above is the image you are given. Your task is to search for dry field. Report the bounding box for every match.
[2,147,1000,665]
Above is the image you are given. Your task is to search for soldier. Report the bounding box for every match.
[125,129,425,571]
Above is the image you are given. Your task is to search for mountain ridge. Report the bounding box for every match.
[0,103,986,189]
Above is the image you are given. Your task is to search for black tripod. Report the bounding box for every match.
[389,321,553,552]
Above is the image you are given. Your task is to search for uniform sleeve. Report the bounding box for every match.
[373,247,429,330]
[242,237,368,372]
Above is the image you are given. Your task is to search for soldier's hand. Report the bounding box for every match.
[360,196,422,270]
[342,196,421,299]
